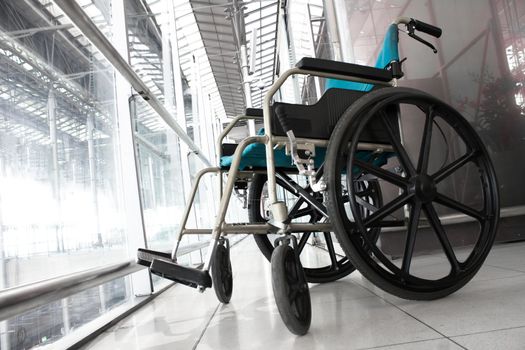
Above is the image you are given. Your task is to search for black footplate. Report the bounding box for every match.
[150,259,212,289]
[137,248,172,268]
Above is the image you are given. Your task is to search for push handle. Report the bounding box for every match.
[412,19,442,38]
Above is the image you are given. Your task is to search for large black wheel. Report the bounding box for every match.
[325,87,499,300]
[271,243,311,335]
[249,174,381,283]
[211,239,233,303]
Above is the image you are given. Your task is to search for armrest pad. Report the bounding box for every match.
[245,108,263,117]
[296,57,392,82]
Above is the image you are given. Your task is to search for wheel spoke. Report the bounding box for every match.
[380,112,416,176]
[401,202,422,274]
[289,207,313,220]
[363,194,412,227]
[323,232,339,271]
[356,195,378,214]
[423,203,460,272]
[417,107,434,174]
[432,151,476,183]
[434,193,486,222]
[288,198,305,218]
[297,232,311,253]
[355,186,375,197]
[368,220,405,228]
[354,159,407,188]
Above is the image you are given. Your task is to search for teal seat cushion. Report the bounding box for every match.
[220,143,326,170]
[220,129,392,171]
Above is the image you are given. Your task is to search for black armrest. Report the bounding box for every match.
[221,143,237,157]
[246,108,263,117]
[296,57,392,83]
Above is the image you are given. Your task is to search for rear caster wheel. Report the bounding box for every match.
[271,241,311,335]
[326,87,499,300]
[211,238,233,303]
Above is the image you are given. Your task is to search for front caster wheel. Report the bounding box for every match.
[211,239,233,303]
[271,243,311,335]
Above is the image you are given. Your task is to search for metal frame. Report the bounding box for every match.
[168,66,396,282]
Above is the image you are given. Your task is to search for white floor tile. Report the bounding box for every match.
[452,327,525,350]
[197,295,440,350]
[83,239,525,350]
[373,274,525,337]
[484,241,525,273]
[363,338,463,350]
[83,276,220,349]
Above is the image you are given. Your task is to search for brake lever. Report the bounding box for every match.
[406,22,438,54]
[408,32,438,53]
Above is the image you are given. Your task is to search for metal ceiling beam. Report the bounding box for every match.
[54,0,210,167]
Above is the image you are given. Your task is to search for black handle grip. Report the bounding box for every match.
[412,19,442,38]
[275,105,290,133]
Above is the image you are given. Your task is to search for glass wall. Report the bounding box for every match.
[4,277,130,350]
[0,0,126,289]
[0,0,242,348]
[124,0,247,264]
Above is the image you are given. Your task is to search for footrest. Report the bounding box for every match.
[137,248,172,268]
[150,259,212,289]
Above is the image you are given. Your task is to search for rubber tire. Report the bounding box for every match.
[271,244,311,335]
[248,173,356,283]
[211,243,233,303]
[325,87,499,301]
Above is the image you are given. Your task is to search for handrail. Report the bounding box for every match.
[53,0,211,167]
[0,241,211,322]
[0,261,142,322]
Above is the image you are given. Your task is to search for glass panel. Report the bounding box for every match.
[319,0,525,213]
[0,0,127,289]
[2,276,131,349]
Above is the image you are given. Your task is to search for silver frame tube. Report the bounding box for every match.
[202,135,267,271]
[171,167,221,259]
[262,67,394,216]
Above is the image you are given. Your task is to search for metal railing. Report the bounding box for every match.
[0,240,210,322]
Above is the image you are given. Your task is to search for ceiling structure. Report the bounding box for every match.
[189,0,280,115]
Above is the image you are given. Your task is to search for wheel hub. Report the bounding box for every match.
[410,174,437,203]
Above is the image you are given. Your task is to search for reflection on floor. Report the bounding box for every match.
[83,239,525,350]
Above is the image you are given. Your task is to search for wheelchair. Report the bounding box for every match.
[137,17,499,335]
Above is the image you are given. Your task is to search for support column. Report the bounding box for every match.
[161,4,185,214]
[48,90,64,253]
[167,1,192,202]
[323,0,354,62]
[232,0,256,135]
[0,157,8,349]
[240,44,256,135]
[111,0,152,296]
[306,4,322,99]
[282,3,301,102]
[87,115,102,246]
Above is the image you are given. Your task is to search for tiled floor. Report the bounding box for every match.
[83,239,525,350]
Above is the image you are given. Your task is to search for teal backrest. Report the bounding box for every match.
[324,24,399,92]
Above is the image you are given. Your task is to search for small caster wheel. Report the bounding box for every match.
[211,238,233,303]
[271,242,311,335]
